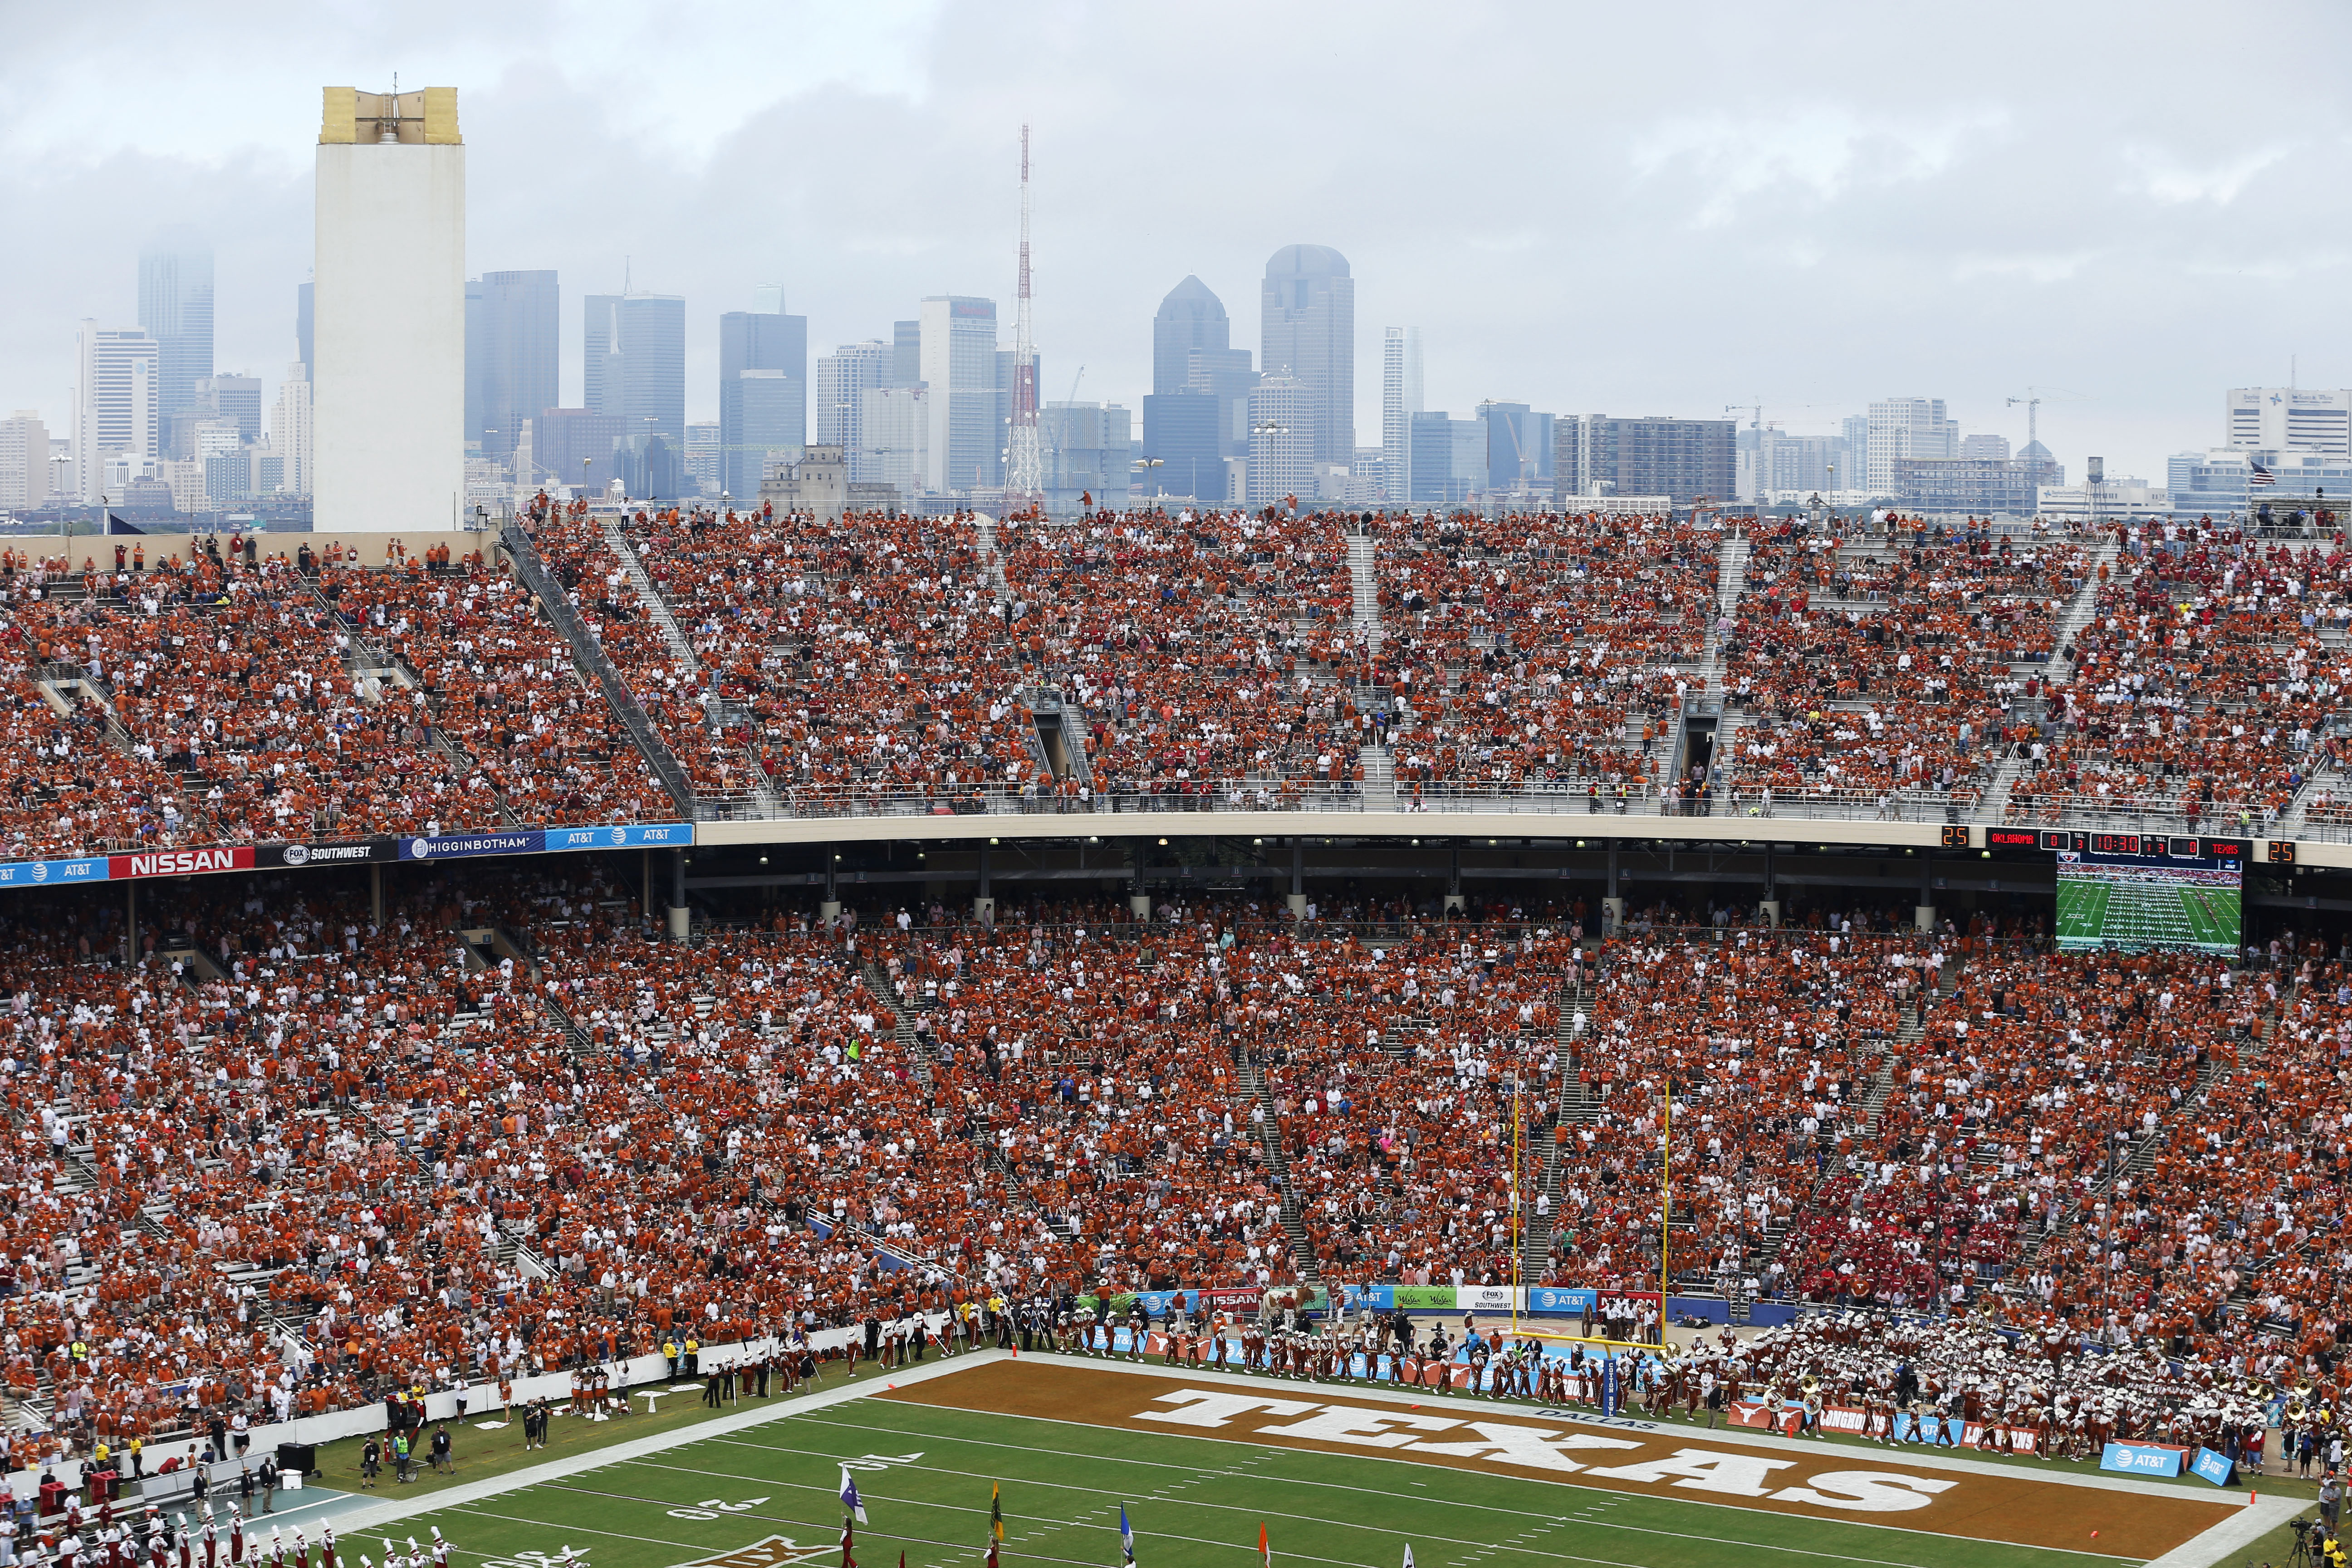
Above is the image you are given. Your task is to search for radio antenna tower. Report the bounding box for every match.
[1003,123,1044,513]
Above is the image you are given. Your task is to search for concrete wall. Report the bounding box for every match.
[314,143,467,534]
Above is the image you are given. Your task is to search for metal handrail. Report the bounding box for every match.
[500,523,697,818]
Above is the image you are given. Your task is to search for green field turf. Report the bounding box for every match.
[379,1385,2164,1568]
[2055,876,2238,956]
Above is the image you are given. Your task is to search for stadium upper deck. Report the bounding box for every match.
[0,501,2347,887]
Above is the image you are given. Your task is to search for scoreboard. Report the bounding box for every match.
[1984,829,2248,867]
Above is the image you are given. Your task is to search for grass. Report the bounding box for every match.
[2056,876,2239,956]
[359,1377,2199,1568]
[299,1363,870,1504]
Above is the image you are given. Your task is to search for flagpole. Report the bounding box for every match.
[1511,1084,1522,1337]
[1659,1075,1670,1347]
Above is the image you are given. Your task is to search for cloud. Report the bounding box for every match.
[1630,106,2011,229]
[4,0,2352,485]
[2127,143,2293,206]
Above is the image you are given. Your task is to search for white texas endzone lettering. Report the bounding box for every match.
[1137,1390,1956,1513]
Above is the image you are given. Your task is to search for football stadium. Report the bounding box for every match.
[0,499,2341,1568]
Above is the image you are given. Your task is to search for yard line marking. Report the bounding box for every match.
[760,1402,2146,1564]
[663,1425,1953,1568]
[442,1504,722,1553]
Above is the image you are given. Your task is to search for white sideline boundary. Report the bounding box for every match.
[309,1348,2304,1568]
[1029,1351,2307,1568]
[319,1350,1008,1539]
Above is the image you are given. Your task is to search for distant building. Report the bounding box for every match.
[685,421,720,494]
[2038,474,2170,519]
[725,372,802,499]
[814,340,888,462]
[1866,397,1959,494]
[1262,245,1354,464]
[2226,387,2352,455]
[0,412,49,510]
[268,366,311,495]
[196,375,263,443]
[2172,446,2352,512]
[1153,275,1228,395]
[1382,328,1421,504]
[138,233,214,421]
[857,386,928,500]
[890,320,921,388]
[719,304,807,498]
[919,296,999,494]
[1960,433,2011,461]
[1041,402,1132,514]
[1138,391,1220,500]
[584,292,686,444]
[1477,401,1553,495]
[1146,276,1254,487]
[760,443,848,523]
[1566,416,1735,506]
[1245,374,1314,505]
[1408,411,1483,507]
[532,408,631,494]
[1893,449,2062,515]
[313,86,466,531]
[1751,431,1851,495]
[73,322,158,502]
[295,281,314,380]
[466,269,559,470]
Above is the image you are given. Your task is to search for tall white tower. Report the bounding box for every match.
[313,86,466,531]
[1002,124,1043,513]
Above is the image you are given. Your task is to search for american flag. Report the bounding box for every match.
[2250,461,2277,488]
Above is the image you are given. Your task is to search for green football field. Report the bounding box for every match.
[2055,875,2239,955]
[373,1374,2198,1568]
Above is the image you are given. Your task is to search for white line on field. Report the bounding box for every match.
[769,1402,2135,1565]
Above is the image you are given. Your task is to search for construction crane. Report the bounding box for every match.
[2005,386,2086,455]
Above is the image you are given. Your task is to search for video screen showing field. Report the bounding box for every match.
[2055,850,2242,956]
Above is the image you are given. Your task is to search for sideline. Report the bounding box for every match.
[320,1350,1012,1539]
[1042,1350,2250,1502]
[286,1349,2303,1568]
[1009,1352,2308,1568]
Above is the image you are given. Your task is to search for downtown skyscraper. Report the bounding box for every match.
[465,269,559,470]
[137,232,214,423]
[1261,245,1354,464]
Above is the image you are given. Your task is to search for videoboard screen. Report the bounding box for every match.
[2054,839,2242,957]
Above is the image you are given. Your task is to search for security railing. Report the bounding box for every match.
[688,778,2018,825]
[500,523,698,818]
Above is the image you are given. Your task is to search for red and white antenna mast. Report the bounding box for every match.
[1004,122,1043,511]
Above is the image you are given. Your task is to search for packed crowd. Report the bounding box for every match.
[0,853,2342,1475]
[1718,525,2085,808]
[0,506,2342,848]
[2005,532,2348,829]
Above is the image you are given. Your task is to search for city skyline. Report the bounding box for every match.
[3,2,2349,491]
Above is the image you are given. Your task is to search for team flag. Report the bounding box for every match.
[1119,1505,1136,1567]
[990,1482,1005,1542]
[1259,1524,1271,1567]
[840,1468,867,1524]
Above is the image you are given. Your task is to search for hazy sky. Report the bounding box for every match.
[4,0,2348,480]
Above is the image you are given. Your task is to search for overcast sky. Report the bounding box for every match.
[4,0,2348,480]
